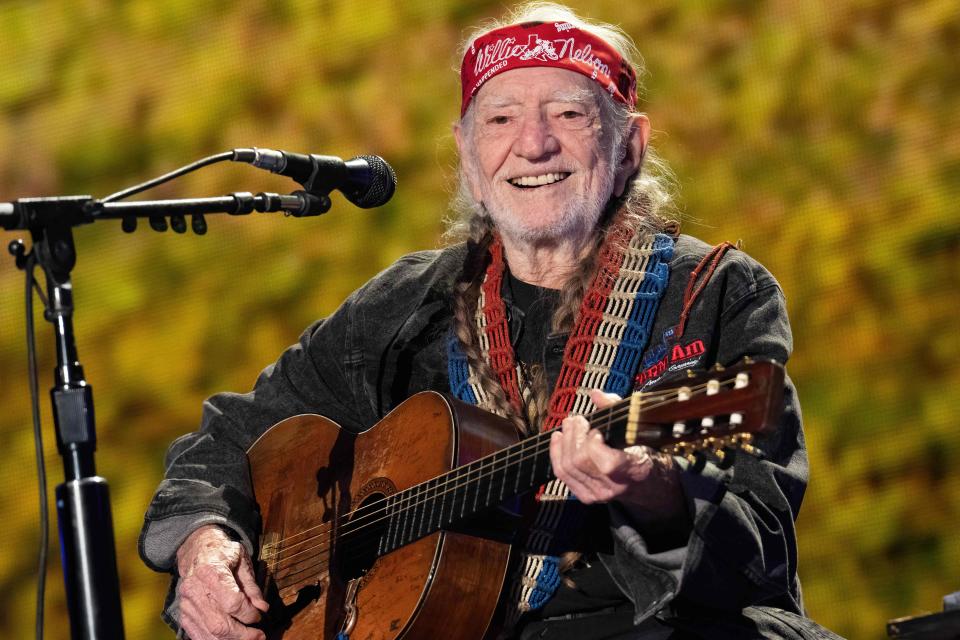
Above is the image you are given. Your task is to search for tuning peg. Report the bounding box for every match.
[712,362,725,372]
[686,369,697,378]
[687,450,708,471]
[729,413,743,427]
[734,373,749,389]
[675,442,698,458]
[672,421,686,438]
[706,379,720,395]
[730,433,765,458]
[716,447,736,469]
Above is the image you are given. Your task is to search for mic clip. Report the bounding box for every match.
[285,190,332,217]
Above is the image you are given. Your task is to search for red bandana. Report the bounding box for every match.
[460,21,638,116]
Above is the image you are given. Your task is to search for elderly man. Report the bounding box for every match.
[140,4,837,639]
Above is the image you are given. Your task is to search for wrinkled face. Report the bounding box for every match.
[457,67,623,246]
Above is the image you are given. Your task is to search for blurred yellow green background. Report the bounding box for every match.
[0,1,957,638]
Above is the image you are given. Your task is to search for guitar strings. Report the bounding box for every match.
[257,382,691,564]
[258,378,712,558]
[260,427,550,562]
[268,434,564,591]
[266,432,556,571]
[260,374,745,575]
[270,421,675,590]
[259,375,749,576]
[258,375,745,568]
[267,393,756,590]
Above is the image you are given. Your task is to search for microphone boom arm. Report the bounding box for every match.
[1,190,335,235]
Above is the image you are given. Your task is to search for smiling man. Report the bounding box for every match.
[140,4,839,639]
[456,66,641,286]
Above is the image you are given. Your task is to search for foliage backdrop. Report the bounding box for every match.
[0,1,957,638]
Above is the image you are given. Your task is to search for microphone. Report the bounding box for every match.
[232,148,396,208]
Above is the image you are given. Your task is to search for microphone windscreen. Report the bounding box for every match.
[349,155,396,208]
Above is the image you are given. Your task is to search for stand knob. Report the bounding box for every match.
[170,215,187,234]
[191,214,207,235]
[8,239,27,269]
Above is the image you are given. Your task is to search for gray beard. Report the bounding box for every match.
[481,172,615,246]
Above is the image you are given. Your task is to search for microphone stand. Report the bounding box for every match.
[3,189,332,639]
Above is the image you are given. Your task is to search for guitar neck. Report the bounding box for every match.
[377,358,783,556]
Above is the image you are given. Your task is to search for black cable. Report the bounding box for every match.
[26,252,48,640]
[101,151,235,202]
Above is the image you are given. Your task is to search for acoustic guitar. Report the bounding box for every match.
[246,358,784,639]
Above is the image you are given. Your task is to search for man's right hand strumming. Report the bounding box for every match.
[176,524,270,640]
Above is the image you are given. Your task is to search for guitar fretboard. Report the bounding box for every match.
[377,430,548,554]
[376,402,627,555]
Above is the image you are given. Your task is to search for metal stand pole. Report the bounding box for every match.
[33,209,124,639]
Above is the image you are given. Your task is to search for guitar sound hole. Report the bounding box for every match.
[337,491,389,580]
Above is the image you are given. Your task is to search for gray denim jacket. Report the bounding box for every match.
[139,234,837,639]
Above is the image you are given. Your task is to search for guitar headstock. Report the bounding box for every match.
[601,357,784,461]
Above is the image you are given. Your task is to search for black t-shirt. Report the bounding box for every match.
[504,272,634,633]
